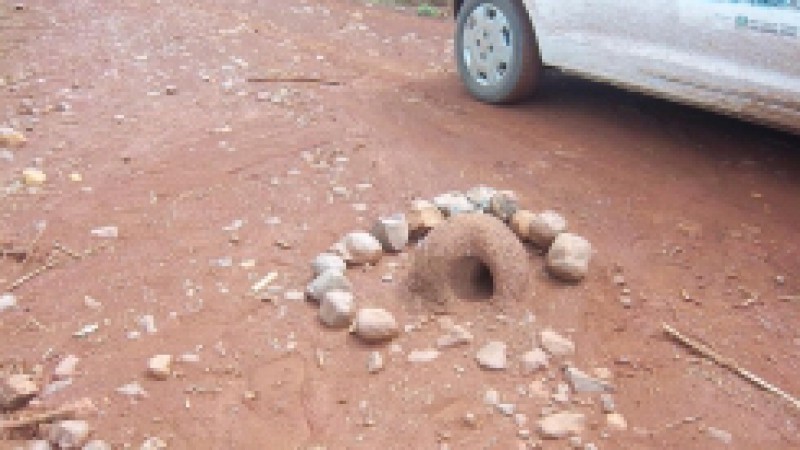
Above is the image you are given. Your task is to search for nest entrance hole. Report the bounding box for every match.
[450,256,495,301]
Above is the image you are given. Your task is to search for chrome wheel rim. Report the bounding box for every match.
[462,4,513,87]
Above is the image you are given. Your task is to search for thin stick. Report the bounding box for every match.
[246,76,341,86]
[53,241,82,260]
[663,322,800,410]
[0,398,95,430]
[8,255,59,291]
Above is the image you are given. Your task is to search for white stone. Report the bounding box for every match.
[476,341,507,370]
[371,213,409,252]
[82,440,112,450]
[539,330,575,357]
[529,211,568,247]
[407,349,440,363]
[48,420,90,448]
[306,270,351,302]
[436,324,473,348]
[138,314,157,334]
[26,440,52,450]
[565,366,613,393]
[353,308,399,343]
[311,253,346,277]
[0,373,38,410]
[140,437,167,450]
[496,403,515,416]
[22,167,46,186]
[706,426,733,445]
[0,293,17,312]
[600,393,616,413]
[341,232,383,265]
[484,389,500,406]
[41,379,72,398]
[319,290,355,328]
[546,233,592,281]
[465,185,496,211]
[606,413,628,431]
[367,351,384,373]
[116,381,148,398]
[433,192,476,217]
[407,199,445,235]
[89,226,118,238]
[552,382,570,404]
[537,412,586,439]
[54,355,80,380]
[489,190,518,221]
[147,354,172,380]
[520,348,549,373]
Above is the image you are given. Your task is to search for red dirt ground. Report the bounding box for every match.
[1,1,798,449]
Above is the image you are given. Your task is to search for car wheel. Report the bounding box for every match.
[455,0,541,104]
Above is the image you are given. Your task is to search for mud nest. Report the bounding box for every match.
[407,213,531,312]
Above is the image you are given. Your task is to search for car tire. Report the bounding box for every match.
[455,0,541,104]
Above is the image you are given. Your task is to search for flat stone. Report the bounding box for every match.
[0,373,38,410]
[367,351,384,373]
[537,412,586,439]
[407,199,445,236]
[319,290,355,328]
[311,253,346,277]
[0,127,27,148]
[489,190,518,221]
[546,233,592,282]
[565,366,613,393]
[407,348,440,363]
[606,413,628,431]
[371,213,409,252]
[529,211,568,248]
[520,348,549,373]
[539,330,575,357]
[116,382,147,398]
[476,341,507,370]
[436,324,473,348]
[48,420,90,448]
[54,355,80,380]
[341,232,383,265]
[510,210,536,241]
[706,426,733,445]
[306,270,351,302]
[433,192,476,217]
[147,354,172,380]
[465,185,496,211]
[353,308,399,343]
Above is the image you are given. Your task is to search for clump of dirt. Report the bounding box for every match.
[406,213,531,312]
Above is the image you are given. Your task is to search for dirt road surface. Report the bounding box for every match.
[1,1,799,449]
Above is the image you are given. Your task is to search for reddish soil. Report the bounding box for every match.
[1,1,799,449]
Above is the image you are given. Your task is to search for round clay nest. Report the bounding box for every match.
[406,213,531,313]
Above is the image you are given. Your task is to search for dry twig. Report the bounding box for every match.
[246,76,341,86]
[0,398,96,431]
[663,322,800,410]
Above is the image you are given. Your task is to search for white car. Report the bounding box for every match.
[454,0,800,133]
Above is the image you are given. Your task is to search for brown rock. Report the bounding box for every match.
[1,373,38,410]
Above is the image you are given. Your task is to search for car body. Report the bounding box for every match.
[454,0,800,133]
